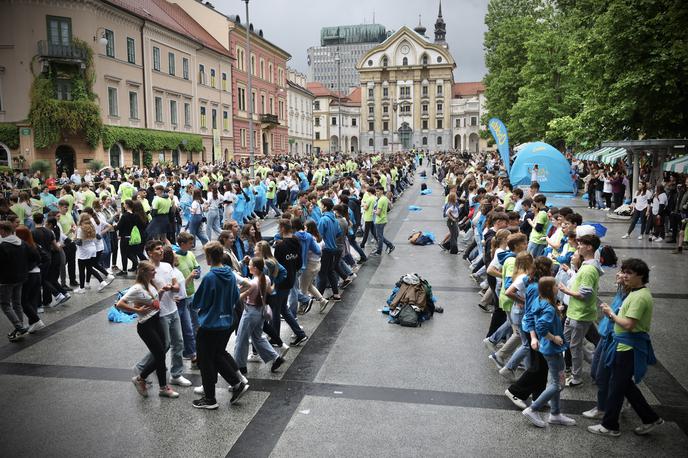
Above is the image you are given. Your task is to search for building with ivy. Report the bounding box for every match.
[307,24,389,95]
[0,0,235,175]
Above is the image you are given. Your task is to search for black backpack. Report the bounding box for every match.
[396,304,421,327]
[599,245,617,267]
[421,183,428,191]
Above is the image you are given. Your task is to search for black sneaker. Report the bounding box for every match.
[303,298,314,314]
[290,335,309,346]
[69,282,79,287]
[8,328,28,342]
[128,267,137,272]
[239,367,247,375]
[357,257,367,265]
[340,279,352,290]
[230,382,250,405]
[61,284,73,292]
[387,245,396,254]
[271,356,285,373]
[192,397,219,410]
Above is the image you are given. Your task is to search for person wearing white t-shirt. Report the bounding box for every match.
[647,184,668,241]
[623,181,653,239]
[134,241,192,388]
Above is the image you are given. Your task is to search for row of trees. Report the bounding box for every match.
[483,0,688,149]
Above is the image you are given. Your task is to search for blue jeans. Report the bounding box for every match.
[531,352,564,415]
[269,289,305,340]
[375,223,394,254]
[177,297,197,358]
[592,334,613,411]
[206,208,221,241]
[234,305,279,368]
[527,241,546,257]
[188,214,208,247]
[505,326,531,370]
[288,270,311,316]
[595,190,605,209]
[348,233,367,261]
[136,311,185,379]
[267,198,280,216]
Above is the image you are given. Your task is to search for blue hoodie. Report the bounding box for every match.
[317,211,342,251]
[295,230,321,270]
[521,277,542,333]
[191,266,239,330]
[308,204,322,223]
[536,300,568,355]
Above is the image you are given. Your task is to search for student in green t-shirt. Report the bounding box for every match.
[175,232,201,363]
[371,186,394,256]
[591,258,663,437]
[360,186,378,249]
[527,194,549,257]
[558,233,602,387]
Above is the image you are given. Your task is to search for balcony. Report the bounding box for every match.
[260,113,279,127]
[37,40,88,64]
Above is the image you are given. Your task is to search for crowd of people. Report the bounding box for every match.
[435,151,664,437]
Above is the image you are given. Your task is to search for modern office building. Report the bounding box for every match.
[307,23,388,94]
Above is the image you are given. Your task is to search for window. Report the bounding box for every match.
[352,118,357,127]
[238,87,246,111]
[279,100,284,119]
[437,136,443,145]
[222,73,227,91]
[422,104,428,113]
[368,88,373,98]
[401,105,411,113]
[107,87,118,117]
[236,47,244,71]
[269,96,274,114]
[170,100,177,126]
[47,16,71,46]
[260,59,265,79]
[159,151,165,163]
[172,149,179,166]
[437,103,443,112]
[383,87,388,97]
[437,56,443,63]
[129,91,138,119]
[368,138,374,146]
[109,144,121,167]
[383,121,389,131]
[368,121,374,131]
[402,57,408,66]
[126,37,135,64]
[422,85,428,96]
[382,56,388,67]
[368,106,374,115]
[153,47,160,71]
[55,79,72,100]
[400,86,410,98]
[331,117,337,126]
[240,128,246,147]
[314,117,320,127]
[250,55,256,75]
[437,85,443,95]
[455,118,460,128]
[167,52,175,76]
[132,149,140,166]
[252,90,257,113]
[184,103,191,126]
[182,58,189,80]
[210,69,216,87]
[268,63,273,82]
[437,119,443,129]
[383,105,388,114]
[422,136,428,145]
[383,138,388,146]
[315,132,320,140]
[223,110,229,130]
[211,109,217,129]
[261,95,265,114]
[422,54,428,65]
[199,64,206,84]
[471,116,478,126]
[104,29,114,57]
[313,101,320,110]
[154,96,163,123]
[200,106,206,128]
[422,120,428,130]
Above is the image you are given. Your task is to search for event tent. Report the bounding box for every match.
[509,142,574,193]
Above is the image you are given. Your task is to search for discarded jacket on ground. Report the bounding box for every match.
[384,273,439,326]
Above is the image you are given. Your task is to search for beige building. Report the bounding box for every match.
[0,0,234,175]
[356,21,456,153]
[451,82,488,153]
[308,83,361,155]
[287,68,314,157]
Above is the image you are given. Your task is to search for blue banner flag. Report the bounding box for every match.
[488,118,511,174]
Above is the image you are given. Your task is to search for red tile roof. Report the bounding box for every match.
[306,82,337,98]
[306,83,361,106]
[346,87,361,104]
[452,82,485,97]
[104,0,228,56]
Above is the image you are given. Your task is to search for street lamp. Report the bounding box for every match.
[392,98,398,154]
[334,50,341,155]
[243,0,255,178]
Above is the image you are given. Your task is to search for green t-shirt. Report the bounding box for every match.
[82,190,96,209]
[30,198,44,215]
[267,181,276,199]
[152,196,171,215]
[10,203,26,221]
[529,209,549,245]
[362,193,376,222]
[62,193,75,213]
[615,287,653,352]
[499,257,516,312]
[375,195,389,224]
[121,184,135,201]
[379,174,388,190]
[177,251,200,296]
[503,192,514,211]
[140,199,152,221]
[200,176,210,191]
[58,212,76,239]
[567,263,600,322]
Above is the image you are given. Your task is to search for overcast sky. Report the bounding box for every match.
[214,0,488,82]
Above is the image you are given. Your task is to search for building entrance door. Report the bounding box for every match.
[55,144,76,177]
[399,122,412,150]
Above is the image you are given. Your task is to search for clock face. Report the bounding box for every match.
[400,44,410,55]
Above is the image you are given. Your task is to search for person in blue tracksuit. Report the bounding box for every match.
[316,198,342,300]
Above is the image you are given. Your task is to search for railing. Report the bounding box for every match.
[37,40,88,61]
[260,113,279,124]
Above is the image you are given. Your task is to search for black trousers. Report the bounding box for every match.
[587,187,596,208]
[21,272,41,325]
[78,257,103,288]
[360,221,378,248]
[627,209,647,235]
[447,220,459,254]
[318,249,340,295]
[109,232,119,268]
[197,327,241,401]
[137,314,167,387]
[601,350,659,431]
[63,242,77,284]
[507,349,548,401]
[120,238,146,272]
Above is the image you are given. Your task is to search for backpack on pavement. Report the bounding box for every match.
[396,303,421,327]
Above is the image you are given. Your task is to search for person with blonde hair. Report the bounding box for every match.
[75,213,112,293]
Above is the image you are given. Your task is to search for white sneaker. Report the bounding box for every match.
[97,281,109,292]
[104,274,115,285]
[654,237,663,242]
[27,320,46,334]
[483,337,498,353]
[548,413,576,426]
[170,375,192,387]
[637,235,644,240]
[523,407,546,428]
[621,234,629,239]
[505,389,527,410]
[582,407,604,419]
[74,288,86,294]
[193,386,205,395]
[499,366,517,382]
[247,353,262,363]
[280,343,290,357]
[84,284,92,290]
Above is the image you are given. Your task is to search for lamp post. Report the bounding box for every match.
[392,98,398,154]
[244,0,255,178]
[334,50,341,154]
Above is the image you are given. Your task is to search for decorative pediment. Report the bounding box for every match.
[356,26,455,70]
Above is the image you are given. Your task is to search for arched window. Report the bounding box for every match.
[109,143,122,167]
[422,137,427,146]
[402,57,408,66]
[0,143,10,167]
[421,54,428,65]
[383,138,388,146]
[381,56,388,67]
[368,138,374,147]
[172,148,180,166]
[437,136,443,145]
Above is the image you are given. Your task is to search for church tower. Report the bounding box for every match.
[434,1,447,46]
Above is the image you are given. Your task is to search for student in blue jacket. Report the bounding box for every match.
[522,277,577,428]
[191,241,248,410]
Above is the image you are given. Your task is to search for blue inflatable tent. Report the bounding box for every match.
[509,142,574,193]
